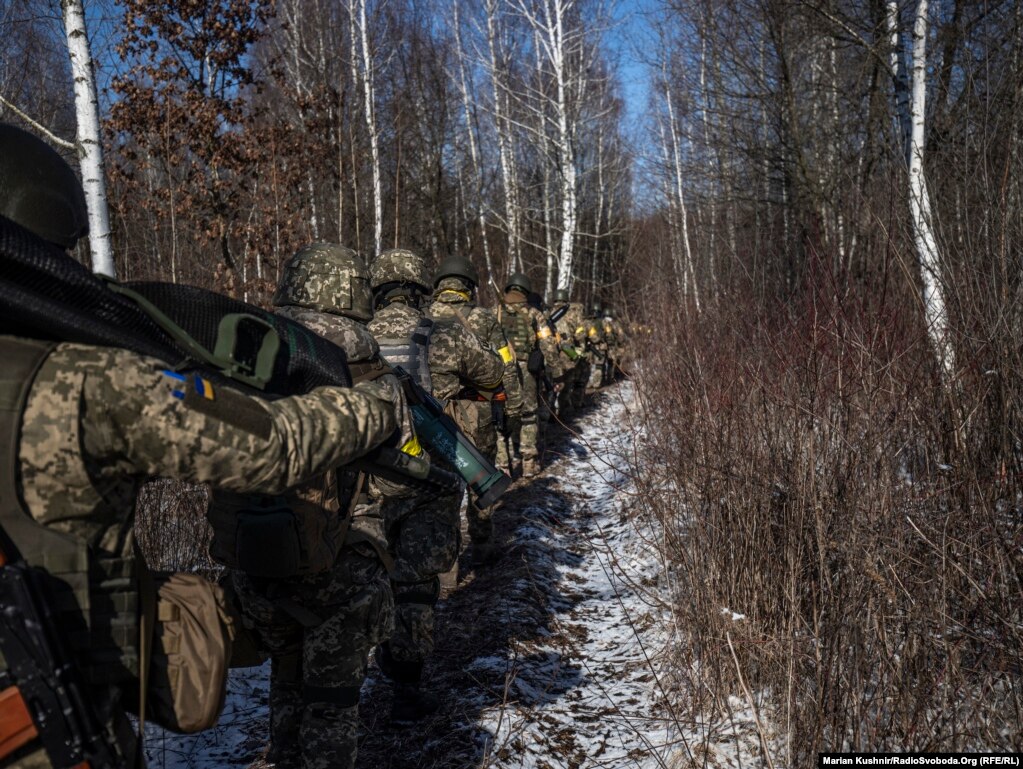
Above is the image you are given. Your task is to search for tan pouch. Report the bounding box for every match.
[140,572,234,734]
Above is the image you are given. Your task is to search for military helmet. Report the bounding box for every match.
[554,288,569,303]
[371,248,429,292]
[505,271,532,294]
[273,243,372,320]
[433,254,479,288]
[0,123,88,249]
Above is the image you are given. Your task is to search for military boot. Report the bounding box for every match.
[522,455,540,478]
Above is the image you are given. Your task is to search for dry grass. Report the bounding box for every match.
[629,267,1023,763]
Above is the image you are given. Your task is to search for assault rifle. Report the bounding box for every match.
[0,529,123,769]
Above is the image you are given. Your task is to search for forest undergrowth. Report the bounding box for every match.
[628,260,1023,765]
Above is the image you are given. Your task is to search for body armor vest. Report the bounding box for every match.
[499,303,535,359]
[376,316,435,391]
[0,337,139,686]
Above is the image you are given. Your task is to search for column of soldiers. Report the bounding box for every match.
[0,122,629,769]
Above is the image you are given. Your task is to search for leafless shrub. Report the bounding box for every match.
[630,258,1023,763]
[134,479,218,576]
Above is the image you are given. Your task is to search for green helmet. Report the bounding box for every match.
[505,271,532,294]
[433,254,479,288]
[554,288,569,303]
[590,304,602,317]
[272,243,372,320]
[371,248,429,292]
[0,123,88,248]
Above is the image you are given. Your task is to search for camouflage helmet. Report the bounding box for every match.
[272,243,372,320]
[554,288,569,303]
[433,254,479,288]
[0,123,88,249]
[505,271,532,294]
[371,248,429,292]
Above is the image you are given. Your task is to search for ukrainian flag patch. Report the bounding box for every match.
[193,376,215,400]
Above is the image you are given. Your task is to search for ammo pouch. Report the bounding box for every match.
[207,492,349,579]
[527,348,545,376]
[131,570,235,734]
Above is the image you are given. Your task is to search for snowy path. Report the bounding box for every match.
[144,382,697,769]
[466,382,683,769]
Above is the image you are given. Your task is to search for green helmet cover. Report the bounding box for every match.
[371,248,429,292]
[505,271,532,294]
[273,243,372,320]
[554,288,569,303]
[433,254,479,288]
[0,123,88,248]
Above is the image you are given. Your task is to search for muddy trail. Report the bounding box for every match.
[145,381,689,769]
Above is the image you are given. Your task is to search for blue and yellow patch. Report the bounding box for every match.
[162,371,215,401]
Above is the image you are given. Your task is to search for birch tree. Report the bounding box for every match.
[62,0,114,276]
[889,0,956,380]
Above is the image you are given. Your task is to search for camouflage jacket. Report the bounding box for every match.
[430,284,523,417]
[14,340,396,555]
[498,292,563,378]
[552,302,587,356]
[368,301,503,401]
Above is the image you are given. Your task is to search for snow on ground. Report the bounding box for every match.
[143,381,769,769]
[470,381,688,769]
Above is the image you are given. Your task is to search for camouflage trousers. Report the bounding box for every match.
[515,362,541,462]
[379,493,461,679]
[452,400,498,545]
[230,549,393,769]
[571,358,590,409]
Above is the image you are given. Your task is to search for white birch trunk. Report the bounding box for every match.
[484,0,523,272]
[355,0,382,256]
[664,78,701,311]
[907,0,955,378]
[453,0,497,291]
[62,0,114,276]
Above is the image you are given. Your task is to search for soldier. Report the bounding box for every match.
[549,288,587,418]
[0,124,398,768]
[497,273,562,477]
[367,248,503,721]
[607,309,629,380]
[585,305,607,390]
[430,255,523,564]
[221,244,412,769]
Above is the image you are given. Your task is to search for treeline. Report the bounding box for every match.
[0,0,631,307]
[630,0,1023,760]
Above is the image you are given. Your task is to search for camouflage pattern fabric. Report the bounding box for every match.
[228,305,406,769]
[431,281,522,543]
[6,338,398,769]
[369,302,503,400]
[230,551,392,769]
[272,243,372,320]
[17,342,397,554]
[498,292,563,471]
[380,493,460,664]
[368,299,502,667]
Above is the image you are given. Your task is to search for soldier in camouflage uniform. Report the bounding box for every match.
[585,305,608,390]
[430,255,523,564]
[0,124,398,769]
[497,273,562,477]
[225,244,413,769]
[549,288,588,418]
[367,248,503,721]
